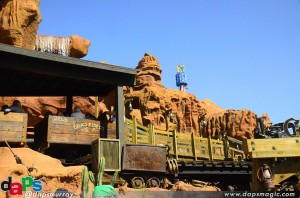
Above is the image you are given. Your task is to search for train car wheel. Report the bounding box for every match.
[131,177,144,189]
[146,177,160,188]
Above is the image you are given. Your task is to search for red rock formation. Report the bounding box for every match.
[0,1,90,58]
[0,52,270,140]
[0,0,42,49]
[135,53,165,89]
[124,53,270,140]
[0,96,108,127]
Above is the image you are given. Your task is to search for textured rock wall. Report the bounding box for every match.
[0,1,90,57]
[0,0,268,140]
[0,0,41,49]
[124,53,270,140]
[0,96,109,127]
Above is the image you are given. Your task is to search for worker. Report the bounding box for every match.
[5,100,25,113]
[70,106,85,119]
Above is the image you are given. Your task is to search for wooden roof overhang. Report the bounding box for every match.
[0,43,138,96]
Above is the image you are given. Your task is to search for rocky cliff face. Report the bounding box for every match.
[0,0,42,49]
[0,96,109,127]
[124,53,270,140]
[0,0,90,58]
[0,1,269,141]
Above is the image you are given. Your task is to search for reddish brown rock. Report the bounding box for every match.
[124,53,269,140]
[70,35,91,58]
[135,53,165,89]
[0,96,107,127]
[0,52,269,140]
[0,0,42,49]
[124,53,204,133]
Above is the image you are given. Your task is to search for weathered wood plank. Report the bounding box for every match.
[0,112,27,143]
[244,138,300,158]
[137,124,149,132]
[47,115,100,145]
[132,116,137,144]
[155,129,172,136]
[0,112,24,122]
[91,139,120,172]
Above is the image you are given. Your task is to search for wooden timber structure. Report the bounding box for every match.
[35,115,101,151]
[0,43,138,150]
[244,138,300,191]
[124,116,252,185]
[0,43,253,189]
[0,112,27,145]
[125,117,246,162]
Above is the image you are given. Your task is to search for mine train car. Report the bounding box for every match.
[0,112,28,146]
[2,112,299,190]
[93,117,252,190]
[7,113,299,190]
[34,115,103,161]
[0,112,251,190]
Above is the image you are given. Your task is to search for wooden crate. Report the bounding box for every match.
[91,138,120,172]
[0,112,27,144]
[47,115,100,145]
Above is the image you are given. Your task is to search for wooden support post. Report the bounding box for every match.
[132,116,137,144]
[208,136,213,161]
[116,86,125,150]
[149,124,155,145]
[223,136,229,159]
[95,96,99,119]
[192,132,197,161]
[173,129,178,160]
[152,125,156,145]
[244,138,300,191]
[66,95,73,116]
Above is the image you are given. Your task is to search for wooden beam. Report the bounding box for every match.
[272,157,300,185]
[132,116,137,144]
[116,86,125,150]
[244,138,300,158]
[192,132,197,161]
[95,96,99,118]
[66,96,73,116]
[149,124,155,145]
[208,136,213,161]
[173,129,178,160]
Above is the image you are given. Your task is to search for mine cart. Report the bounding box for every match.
[0,112,28,146]
[91,141,168,188]
[34,115,100,162]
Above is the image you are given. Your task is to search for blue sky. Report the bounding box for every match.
[38,1,300,124]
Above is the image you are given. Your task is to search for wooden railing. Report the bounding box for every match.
[124,117,245,161]
[225,136,245,159]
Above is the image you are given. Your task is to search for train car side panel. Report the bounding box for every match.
[0,112,27,144]
[122,144,167,172]
[47,115,100,145]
